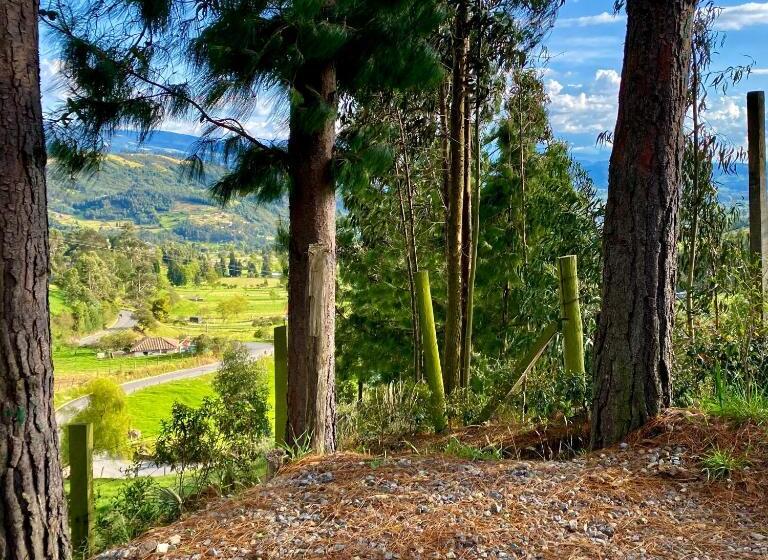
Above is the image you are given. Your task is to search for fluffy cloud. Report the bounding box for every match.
[558,12,625,28]
[716,2,768,31]
[546,69,620,136]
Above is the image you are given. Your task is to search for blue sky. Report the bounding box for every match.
[39,1,768,161]
[545,1,768,161]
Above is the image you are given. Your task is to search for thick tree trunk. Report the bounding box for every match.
[0,2,71,558]
[444,0,469,395]
[591,0,695,449]
[287,62,337,454]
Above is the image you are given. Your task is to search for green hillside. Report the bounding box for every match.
[47,153,286,248]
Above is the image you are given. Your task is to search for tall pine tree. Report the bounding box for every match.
[47,0,443,452]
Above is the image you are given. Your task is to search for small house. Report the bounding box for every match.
[129,336,180,356]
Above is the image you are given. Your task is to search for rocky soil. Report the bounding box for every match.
[94,410,768,560]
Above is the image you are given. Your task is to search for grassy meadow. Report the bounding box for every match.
[151,276,287,341]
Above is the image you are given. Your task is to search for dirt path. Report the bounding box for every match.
[92,412,768,560]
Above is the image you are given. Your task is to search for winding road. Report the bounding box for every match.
[55,341,274,427]
[77,310,139,347]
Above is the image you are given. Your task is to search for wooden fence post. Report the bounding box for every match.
[68,423,93,559]
[273,325,288,446]
[748,91,768,319]
[415,271,447,433]
[558,255,585,375]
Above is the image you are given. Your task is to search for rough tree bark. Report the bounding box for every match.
[287,62,337,453]
[0,1,71,558]
[444,0,469,395]
[591,0,696,449]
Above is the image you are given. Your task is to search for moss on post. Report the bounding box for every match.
[558,255,585,375]
[274,324,288,446]
[416,271,447,432]
[68,422,93,559]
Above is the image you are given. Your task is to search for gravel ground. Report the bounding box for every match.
[94,411,768,560]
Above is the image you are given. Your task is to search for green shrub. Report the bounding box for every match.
[700,447,749,481]
[444,437,502,461]
[95,475,182,550]
[703,386,768,425]
[338,381,431,449]
[155,345,271,493]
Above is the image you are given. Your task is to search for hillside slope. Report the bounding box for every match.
[93,411,767,560]
[47,152,286,248]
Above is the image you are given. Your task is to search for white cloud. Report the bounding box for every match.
[595,69,621,89]
[558,11,625,28]
[716,2,768,31]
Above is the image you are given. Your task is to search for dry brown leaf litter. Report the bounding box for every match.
[94,409,768,560]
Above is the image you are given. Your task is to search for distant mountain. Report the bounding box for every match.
[575,157,750,206]
[106,130,202,157]
[47,149,286,248]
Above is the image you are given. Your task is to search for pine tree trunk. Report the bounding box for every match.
[591,0,696,449]
[444,0,469,395]
[287,62,337,454]
[0,2,71,558]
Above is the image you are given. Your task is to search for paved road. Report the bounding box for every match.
[56,342,274,427]
[77,309,138,347]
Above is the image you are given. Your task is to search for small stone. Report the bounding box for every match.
[169,535,182,546]
[568,520,579,532]
[155,543,169,554]
[751,533,766,541]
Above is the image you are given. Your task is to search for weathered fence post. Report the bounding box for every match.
[415,271,447,433]
[748,90,768,319]
[558,255,585,374]
[273,324,288,446]
[68,423,93,559]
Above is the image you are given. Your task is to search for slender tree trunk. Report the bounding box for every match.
[0,2,71,558]
[445,0,469,395]
[591,0,695,449]
[463,62,482,385]
[287,62,337,453]
[396,169,420,382]
[685,51,700,340]
[396,109,421,381]
[517,73,528,264]
[460,96,472,388]
[439,80,451,212]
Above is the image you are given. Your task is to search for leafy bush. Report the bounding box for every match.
[62,379,130,462]
[338,381,431,449]
[95,330,140,352]
[444,437,502,461]
[154,346,271,493]
[95,474,182,550]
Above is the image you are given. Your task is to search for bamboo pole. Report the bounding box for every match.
[415,271,447,432]
[273,325,288,446]
[68,423,94,559]
[476,321,559,423]
[558,255,585,374]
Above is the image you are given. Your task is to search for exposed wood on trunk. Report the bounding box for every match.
[444,0,470,395]
[0,2,71,557]
[287,62,337,454]
[591,0,696,449]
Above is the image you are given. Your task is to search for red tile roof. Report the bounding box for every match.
[130,336,179,353]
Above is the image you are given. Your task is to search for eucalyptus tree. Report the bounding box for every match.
[1,1,70,558]
[442,0,562,392]
[45,0,444,452]
[680,1,751,339]
[591,0,697,449]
